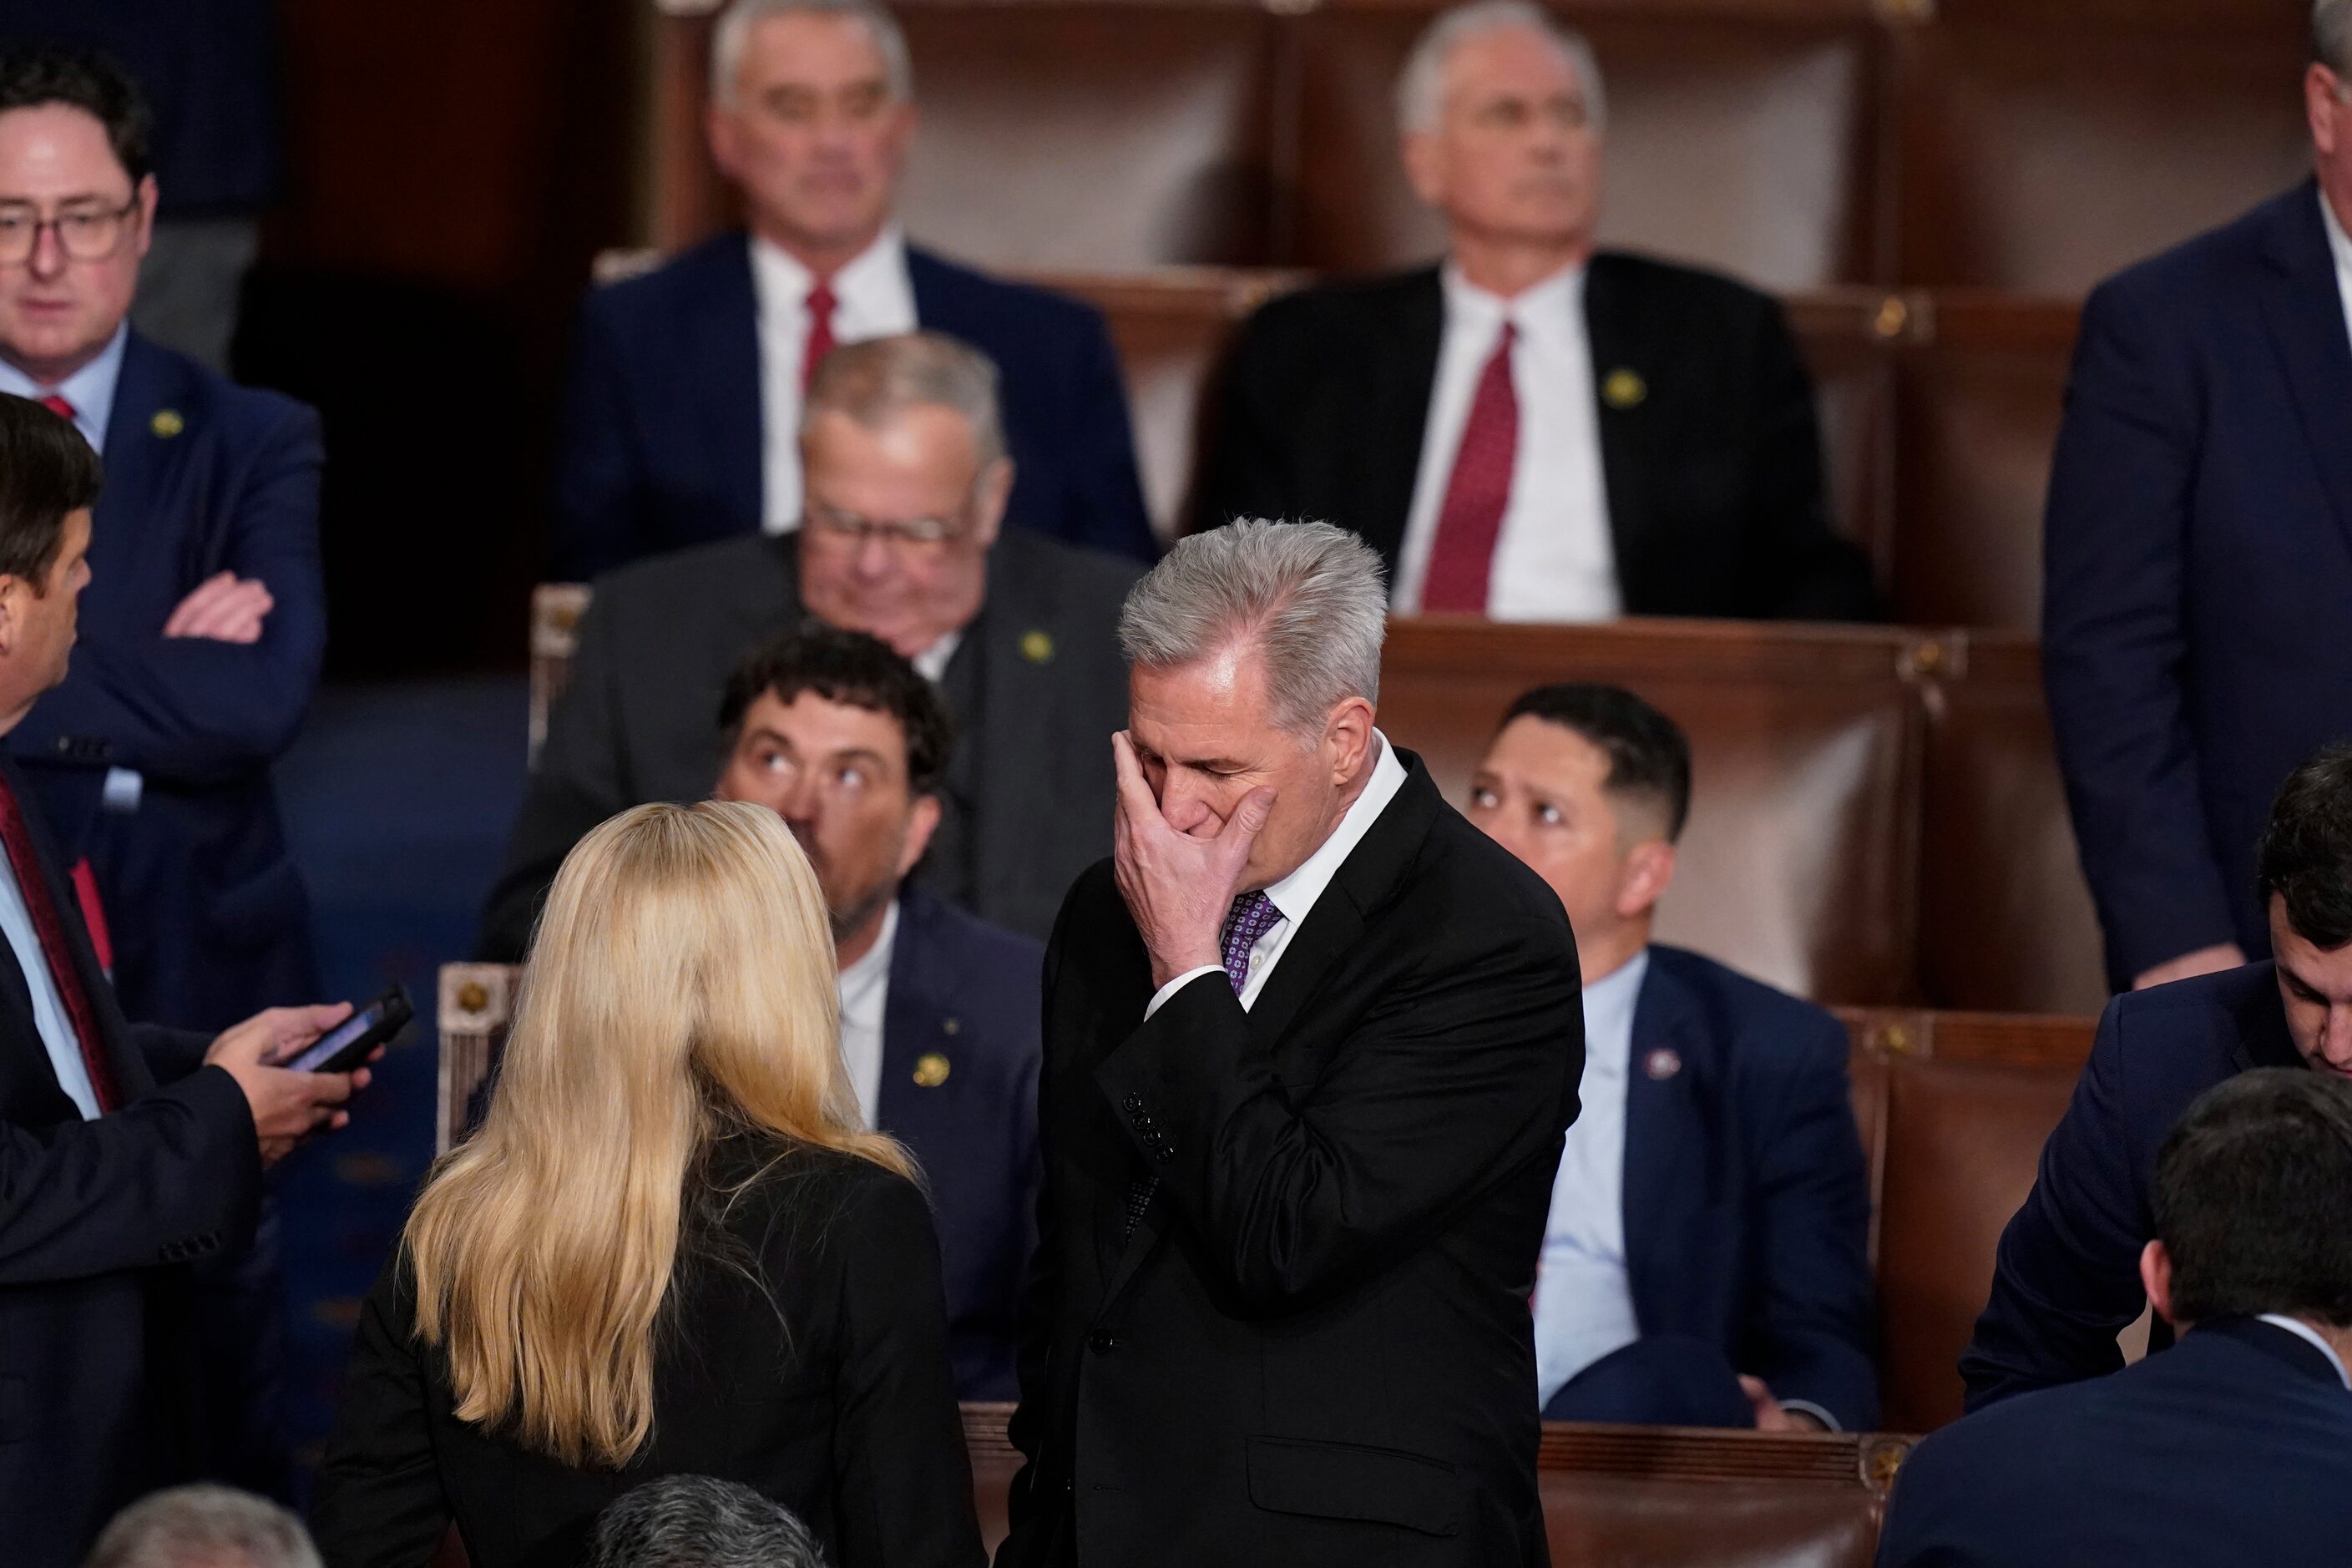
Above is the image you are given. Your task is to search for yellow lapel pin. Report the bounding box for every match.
[150,408,185,438]
[913,1052,952,1088]
[1019,630,1055,665]
[1601,369,1646,411]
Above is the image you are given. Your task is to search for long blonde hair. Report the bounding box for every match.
[402,801,910,1468]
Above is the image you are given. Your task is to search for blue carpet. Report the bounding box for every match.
[270,675,529,1490]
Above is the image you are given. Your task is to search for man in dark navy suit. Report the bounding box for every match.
[1964,742,2352,1409]
[2045,4,2352,994]
[550,0,1153,579]
[1884,1068,2352,1567]
[1469,682,1875,1432]
[0,392,365,1568]
[0,49,324,1034]
[712,625,1039,1399]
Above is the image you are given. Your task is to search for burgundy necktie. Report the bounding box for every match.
[36,392,75,424]
[0,771,119,1111]
[802,281,838,392]
[1420,321,1520,613]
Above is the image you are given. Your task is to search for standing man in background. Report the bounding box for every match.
[551,0,1154,578]
[1192,1,1876,622]
[1004,521,1582,1566]
[2043,0,2352,991]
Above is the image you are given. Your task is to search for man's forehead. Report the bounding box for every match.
[747,685,907,753]
[1484,714,1611,791]
[0,104,131,194]
[737,12,891,87]
[1444,27,1584,102]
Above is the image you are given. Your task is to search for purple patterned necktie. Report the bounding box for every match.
[1125,891,1285,1238]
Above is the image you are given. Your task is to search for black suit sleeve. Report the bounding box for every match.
[549,296,645,582]
[1743,300,1881,621]
[0,1064,259,1285]
[826,1173,989,1568]
[1093,913,1581,1308]
[311,1253,452,1568]
[476,592,633,962]
[1959,997,2147,1409]
[1005,895,1072,1533]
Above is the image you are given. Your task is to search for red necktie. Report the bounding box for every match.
[36,392,74,423]
[1420,321,1520,613]
[0,772,119,1111]
[802,281,838,392]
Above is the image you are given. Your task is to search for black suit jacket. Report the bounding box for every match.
[1191,255,1879,620]
[0,756,259,1568]
[1960,962,2299,1409]
[1000,752,1584,1568]
[477,527,1141,959]
[879,886,1042,1400]
[1884,1318,2352,1566]
[311,1138,985,1568]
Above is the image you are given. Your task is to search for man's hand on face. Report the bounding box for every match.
[162,572,274,644]
[1111,731,1276,991]
[203,1003,375,1166]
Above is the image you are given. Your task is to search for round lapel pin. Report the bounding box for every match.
[1644,1047,1682,1081]
[1019,629,1055,665]
[913,1052,952,1088]
[150,408,185,438]
[1601,368,1647,410]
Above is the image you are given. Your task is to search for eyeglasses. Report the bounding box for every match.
[800,500,964,554]
[0,196,141,266]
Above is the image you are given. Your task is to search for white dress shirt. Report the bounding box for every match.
[2320,187,2352,354]
[1393,264,1620,623]
[750,228,920,534]
[837,898,898,1131]
[0,321,128,454]
[1143,733,1410,1019]
[1532,948,1647,1405]
[0,847,101,1120]
[2258,1313,2352,1390]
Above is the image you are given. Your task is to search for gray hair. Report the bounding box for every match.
[1119,519,1388,733]
[589,1475,827,1568]
[1396,2,1607,137]
[801,331,1007,469]
[84,1485,321,1568]
[711,0,913,109]
[2320,0,2352,73]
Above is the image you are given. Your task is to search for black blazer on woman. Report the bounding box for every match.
[311,1138,985,1568]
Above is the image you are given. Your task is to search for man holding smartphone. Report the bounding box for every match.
[0,393,369,1568]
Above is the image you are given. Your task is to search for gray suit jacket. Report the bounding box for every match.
[478,528,1142,960]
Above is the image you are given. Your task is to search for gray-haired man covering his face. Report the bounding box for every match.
[1000,519,1585,1568]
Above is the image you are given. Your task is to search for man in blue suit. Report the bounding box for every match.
[713,625,1039,1399]
[552,0,1153,579]
[1963,742,2352,1409]
[2044,6,2352,994]
[1469,682,1877,1431]
[1883,1068,2352,1567]
[0,392,367,1568]
[0,48,324,1034]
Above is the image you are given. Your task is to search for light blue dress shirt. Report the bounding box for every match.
[0,321,128,455]
[0,845,99,1119]
[1533,947,1649,1405]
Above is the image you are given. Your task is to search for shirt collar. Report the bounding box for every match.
[1261,731,1410,932]
[750,225,908,313]
[0,321,128,456]
[2258,1313,2352,1390]
[1439,259,1585,340]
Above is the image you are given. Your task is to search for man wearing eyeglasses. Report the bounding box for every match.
[480,331,1139,960]
[0,47,326,1504]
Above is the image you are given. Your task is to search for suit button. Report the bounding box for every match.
[1121,1094,1143,1114]
[1087,1333,1120,1355]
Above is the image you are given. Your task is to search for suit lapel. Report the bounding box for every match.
[2253,183,2352,561]
[702,236,766,529]
[964,530,1065,910]
[1353,272,1444,569]
[90,334,182,589]
[0,756,147,1101]
[1581,255,1653,607]
[1620,957,1712,1333]
[873,891,953,1138]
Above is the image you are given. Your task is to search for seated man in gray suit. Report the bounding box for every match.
[479,331,1141,958]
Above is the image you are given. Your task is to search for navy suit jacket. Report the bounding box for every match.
[0,755,261,1568]
[2044,180,2352,985]
[549,233,1155,578]
[1961,962,2297,1410]
[1618,946,1878,1429]
[8,333,326,1030]
[1884,1318,2352,1567]
[878,886,1042,1402]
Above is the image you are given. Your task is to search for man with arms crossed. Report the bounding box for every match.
[1002,520,1584,1566]
[0,395,365,1567]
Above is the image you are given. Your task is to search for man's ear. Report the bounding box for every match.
[897,792,943,878]
[707,102,744,182]
[1322,696,1376,783]
[1614,838,1676,921]
[2141,1239,2179,1328]
[1401,130,1445,208]
[969,458,1014,549]
[2308,63,2343,157]
[0,576,27,660]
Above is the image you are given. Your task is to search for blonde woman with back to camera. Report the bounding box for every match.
[310,802,985,1568]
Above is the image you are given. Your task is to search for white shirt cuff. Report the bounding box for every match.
[1143,965,1227,1021]
[1776,1399,1842,1433]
